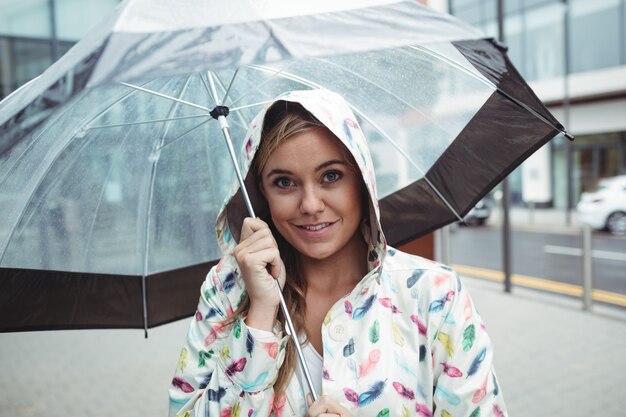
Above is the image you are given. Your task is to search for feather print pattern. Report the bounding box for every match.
[441,411,453,417]
[392,381,415,399]
[492,371,500,396]
[369,320,380,343]
[379,298,402,313]
[358,380,386,406]
[415,403,433,417]
[359,349,381,377]
[493,404,505,417]
[441,362,463,378]
[343,338,355,357]
[429,290,455,312]
[353,294,377,320]
[467,347,487,378]
[207,387,226,402]
[462,324,476,352]
[469,407,481,417]
[225,358,247,377]
[245,332,254,356]
[392,321,404,346]
[345,300,354,317]
[343,387,359,406]
[171,377,195,393]
[437,331,454,357]
[472,374,489,404]
[410,314,427,336]
[178,347,188,372]
[435,386,461,406]
[407,270,424,288]
[376,409,390,417]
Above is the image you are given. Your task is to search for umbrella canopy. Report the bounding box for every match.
[0,0,566,332]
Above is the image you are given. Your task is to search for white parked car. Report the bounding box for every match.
[577,175,626,235]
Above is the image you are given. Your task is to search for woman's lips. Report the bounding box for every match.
[299,222,333,231]
[294,221,337,235]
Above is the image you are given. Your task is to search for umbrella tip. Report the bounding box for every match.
[563,131,575,141]
[144,328,148,339]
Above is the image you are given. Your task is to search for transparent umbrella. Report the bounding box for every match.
[0,0,566,336]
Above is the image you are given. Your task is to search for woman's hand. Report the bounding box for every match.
[233,218,286,330]
[306,394,353,417]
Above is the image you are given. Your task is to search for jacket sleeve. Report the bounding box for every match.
[430,271,508,417]
[168,261,289,417]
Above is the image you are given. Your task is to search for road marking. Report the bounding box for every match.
[544,245,626,262]
[452,264,626,308]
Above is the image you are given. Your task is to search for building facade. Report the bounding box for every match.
[3,0,624,210]
[0,0,120,98]
[447,0,626,209]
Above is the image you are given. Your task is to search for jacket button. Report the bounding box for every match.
[329,323,347,342]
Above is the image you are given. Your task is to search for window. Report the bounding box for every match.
[570,0,622,72]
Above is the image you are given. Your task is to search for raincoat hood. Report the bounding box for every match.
[216,89,386,270]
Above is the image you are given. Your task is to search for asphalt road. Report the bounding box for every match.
[449,226,626,295]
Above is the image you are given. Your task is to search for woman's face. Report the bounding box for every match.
[260,127,365,263]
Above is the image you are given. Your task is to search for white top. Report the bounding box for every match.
[296,342,323,399]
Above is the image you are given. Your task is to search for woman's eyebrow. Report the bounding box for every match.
[316,159,348,171]
[265,168,293,178]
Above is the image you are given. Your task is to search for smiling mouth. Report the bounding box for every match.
[298,222,335,231]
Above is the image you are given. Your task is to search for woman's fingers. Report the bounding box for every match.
[234,217,286,309]
[239,217,270,241]
[307,395,352,417]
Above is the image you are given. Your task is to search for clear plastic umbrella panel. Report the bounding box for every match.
[0,0,567,336]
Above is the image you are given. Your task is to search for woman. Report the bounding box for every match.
[169,90,507,417]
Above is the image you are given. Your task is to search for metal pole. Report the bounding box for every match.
[207,73,318,401]
[440,226,450,266]
[563,0,573,226]
[497,0,512,293]
[582,224,593,310]
[48,0,60,61]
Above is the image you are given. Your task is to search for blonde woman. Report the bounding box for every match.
[169,90,507,417]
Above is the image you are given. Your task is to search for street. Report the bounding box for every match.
[449,226,626,295]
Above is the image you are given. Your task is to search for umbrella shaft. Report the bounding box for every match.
[219,116,256,217]
[276,281,319,401]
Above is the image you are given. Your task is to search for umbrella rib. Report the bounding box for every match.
[222,68,239,104]
[119,82,212,112]
[156,118,211,151]
[244,64,463,221]
[81,130,134,270]
[211,72,250,131]
[87,114,211,129]
[227,62,294,107]
[408,45,571,138]
[140,76,195,277]
[314,57,451,136]
[199,73,217,106]
[348,106,464,223]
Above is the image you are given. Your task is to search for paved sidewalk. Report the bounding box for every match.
[1,275,625,417]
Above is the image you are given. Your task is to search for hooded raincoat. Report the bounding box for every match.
[169,90,507,417]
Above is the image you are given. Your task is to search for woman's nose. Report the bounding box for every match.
[299,186,325,214]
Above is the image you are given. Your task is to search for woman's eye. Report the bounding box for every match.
[275,177,294,188]
[323,171,342,183]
